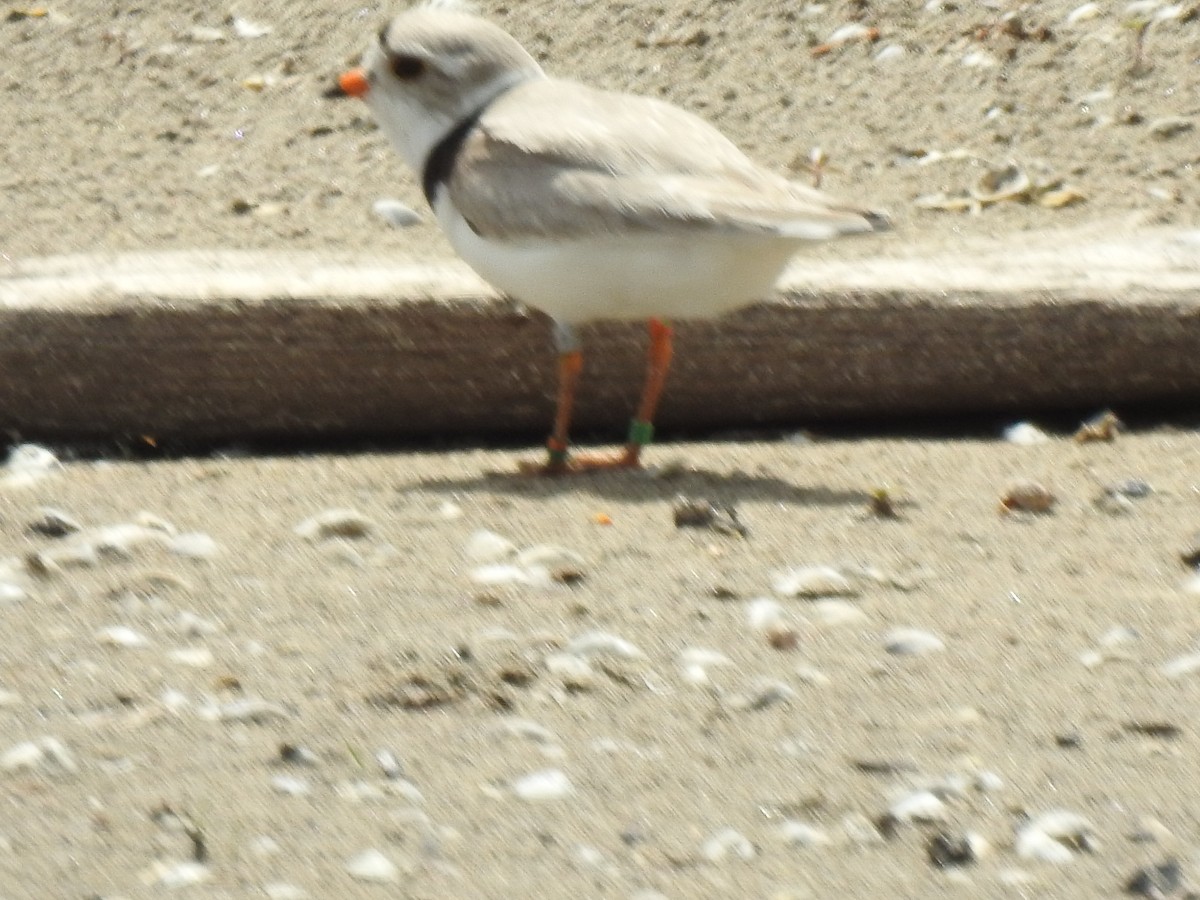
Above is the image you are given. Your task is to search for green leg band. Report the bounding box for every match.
[546,442,569,466]
[627,419,655,446]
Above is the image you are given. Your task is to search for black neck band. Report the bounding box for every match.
[421,104,489,207]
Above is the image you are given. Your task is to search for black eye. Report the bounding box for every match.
[389,54,425,80]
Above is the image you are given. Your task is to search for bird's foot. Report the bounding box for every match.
[518,445,643,476]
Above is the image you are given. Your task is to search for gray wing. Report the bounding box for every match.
[446,78,886,241]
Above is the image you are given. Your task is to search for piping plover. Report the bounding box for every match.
[339,5,887,473]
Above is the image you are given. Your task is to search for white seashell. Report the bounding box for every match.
[230,16,271,38]
[200,697,290,723]
[727,679,797,711]
[565,630,642,659]
[746,597,786,631]
[887,790,948,824]
[826,22,873,43]
[263,883,308,900]
[143,860,211,887]
[0,741,45,771]
[96,625,148,648]
[773,566,857,598]
[294,509,374,541]
[1015,810,1097,862]
[470,563,534,586]
[0,736,77,773]
[961,50,997,68]
[1160,652,1200,678]
[544,653,596,690]
[345,849,401,883]
[874,43,906,62]
[793,664,830,686]
[778,821,831,847]
[491,719,558,747]
[1182,573,1200,594]
[463,529,518,563]
[678,648,731,669]
[186,25,226,43]
[3,444,59,486]
[972,163,1032,204]
[88,524,166,557]
[514,544,586,571]
[169,532,219,559]
[975,770,1004,792]
[810,598,868,626]
[0,688,20,707]
[271,775,310,796]
[0,581,25,604]
[1065,2,1101,24]
[883,627,945,656]
[1004,422,1051,445]
[841,813,885,846]
[701,827,756,862]
[134,512,176,534]
[176,611,221,636]
[1155,3,1186,19]
[372,198,422,228]
[511,768,573,801]
[1125,0,1164,14]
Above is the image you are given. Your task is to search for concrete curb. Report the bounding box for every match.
[1,223,1197,439]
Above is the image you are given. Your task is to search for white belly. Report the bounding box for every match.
[435,195,801,325]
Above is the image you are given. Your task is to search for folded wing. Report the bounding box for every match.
[447,78,887,241]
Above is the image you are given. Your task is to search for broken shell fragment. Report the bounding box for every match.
[1000,481,1056,514]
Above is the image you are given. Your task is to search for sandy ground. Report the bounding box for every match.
[2,0,1200,897]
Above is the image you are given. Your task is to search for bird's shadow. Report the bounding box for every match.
[411,462,872,509]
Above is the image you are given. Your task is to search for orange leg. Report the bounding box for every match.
[543,349,583,474]
[525,318,674,475]
[619,317,674,468]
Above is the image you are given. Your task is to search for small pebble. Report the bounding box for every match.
[294,509,375,541]
[1125,858,1183,897]
[28,507,82,537]
[928,831,989,867]
[1148,117,1194,140]
[726,679,796,711]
